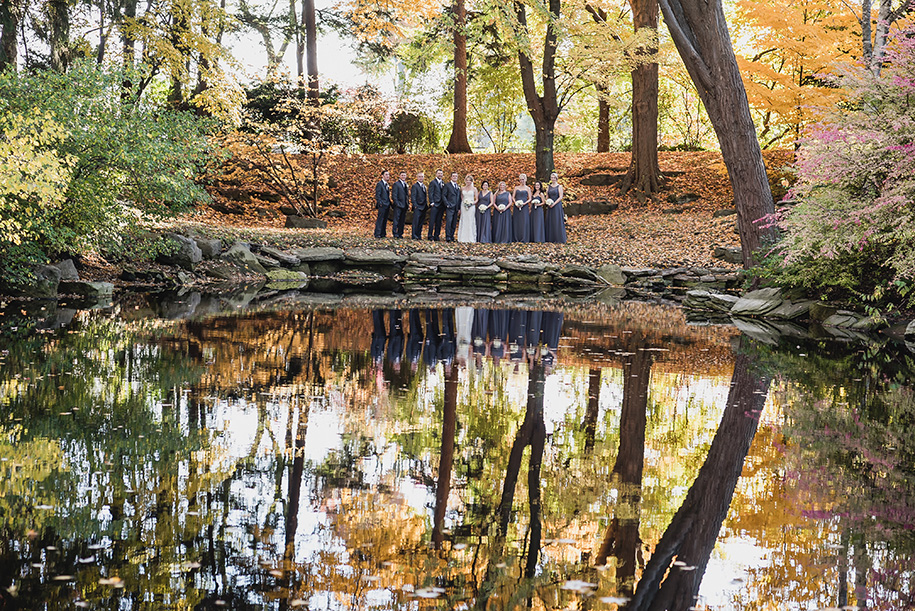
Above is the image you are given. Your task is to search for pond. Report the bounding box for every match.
[1,294,913,610]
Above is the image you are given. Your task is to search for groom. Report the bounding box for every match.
[442,171,461,242]
[427,169,445,241]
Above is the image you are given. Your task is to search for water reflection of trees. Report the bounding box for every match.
[3,301,835,610]
[726,339,915,611]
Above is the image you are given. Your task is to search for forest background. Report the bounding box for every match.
[1,0,914,309]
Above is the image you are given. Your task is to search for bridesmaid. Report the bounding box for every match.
[492,181,513,243]
[529,181,546,243]
[545,172,567,244]
[512,173,531,243]
[476,180,493,243]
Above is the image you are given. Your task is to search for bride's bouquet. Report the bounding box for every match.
[515,199,525,208]
[478,203,488,212]
[546,198,555,208]
[463,201,472,210]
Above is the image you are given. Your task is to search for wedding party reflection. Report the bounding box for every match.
[1,301,914,610]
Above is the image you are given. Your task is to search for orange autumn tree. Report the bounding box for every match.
[732,0,858,148]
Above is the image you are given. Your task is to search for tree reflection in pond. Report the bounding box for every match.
[1,300,914,610]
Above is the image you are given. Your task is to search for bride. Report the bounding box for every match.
[457,175,478,243]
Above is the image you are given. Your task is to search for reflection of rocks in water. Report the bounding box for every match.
[157,290,202,320]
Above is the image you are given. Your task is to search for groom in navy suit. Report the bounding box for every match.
[391,171,409,238]
[427,169,445,241]
[410,171,428,240]
[373,170,392,238]
[442,171,461,242]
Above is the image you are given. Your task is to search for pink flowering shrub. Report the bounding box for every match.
[766,26,915,306]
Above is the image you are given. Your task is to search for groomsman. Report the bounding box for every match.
[442,171,461,242]
[391,171,409,238]
[373,170,392,238]
[428,169,445,241]
[410,172,428,240]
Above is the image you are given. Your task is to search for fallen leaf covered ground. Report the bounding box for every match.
[184,150,794,269]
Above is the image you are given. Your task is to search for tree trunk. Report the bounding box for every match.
[121,0,137,69]
[432,365,458,549]
[516,0,561,182]
[596,348,651,591]
[446,0,472,154]
[0,0,20,72]
[48,0,70,71]
[620,0,662,196]
[597,87,610,153]
[658,0,776,268]
[534,124,556,184]
[303,0,318,103]
[524,362,546,578]
[627,339,770,611]
[583,367,601,453]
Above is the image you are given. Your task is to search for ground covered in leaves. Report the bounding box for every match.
[185,150,793,269]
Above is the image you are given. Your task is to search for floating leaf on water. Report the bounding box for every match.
[183,562,202,571]
[99,577,124,587]
[268,569,283,578]
[673,560,686,566]
[495,563,507,568]
[363,575,379,582]
[87,544,106,550]
[678,565,697,571]
[401,584,414,592]
[290,600,307,608]
[556,538,576,544]
[31,562,43,568]
[561,580,597,594]
[35,504,54,510]
[52,575,74,581]
[77,555,95,564]
[75,602,90,608]
[186,511,200,517]
[599,596,631,604]
[413,587,445,599]
[453,543,467,550]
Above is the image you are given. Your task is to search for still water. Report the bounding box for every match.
[1,296,913,610]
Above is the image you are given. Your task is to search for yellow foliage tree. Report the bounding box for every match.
[732,0,858,147]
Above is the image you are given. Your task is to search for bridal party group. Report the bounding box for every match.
[373,169,568,244]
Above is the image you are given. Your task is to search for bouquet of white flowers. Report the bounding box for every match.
[478,204,488,212]
[515,199,524,208]
[463,201,472,210]
[546,198,554,207]
[498,204,507,212]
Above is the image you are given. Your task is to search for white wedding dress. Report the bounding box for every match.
[457,189,477,243]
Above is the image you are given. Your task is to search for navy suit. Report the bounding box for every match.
[442,181,461,242]
[391,179,409,238]
[428,178,445,241]
[410,181,428,240]
[374,180,392,238]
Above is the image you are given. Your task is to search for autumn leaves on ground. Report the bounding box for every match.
[191,149,792,269]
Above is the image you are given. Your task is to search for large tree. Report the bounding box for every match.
[0,0,21,71]
[515,0,562,181]
[619,0,662,196]
[446,0,473,153]
[658,0,776,267]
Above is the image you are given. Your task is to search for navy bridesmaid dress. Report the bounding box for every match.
[476,192,492,243]
[530,195,545,243]
[493,192,513,243]
[545,184,567,243]
[512,187,531,243]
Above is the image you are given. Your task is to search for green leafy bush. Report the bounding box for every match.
[0,62,216,289]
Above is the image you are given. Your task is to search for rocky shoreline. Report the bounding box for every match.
[6,232,914,349]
